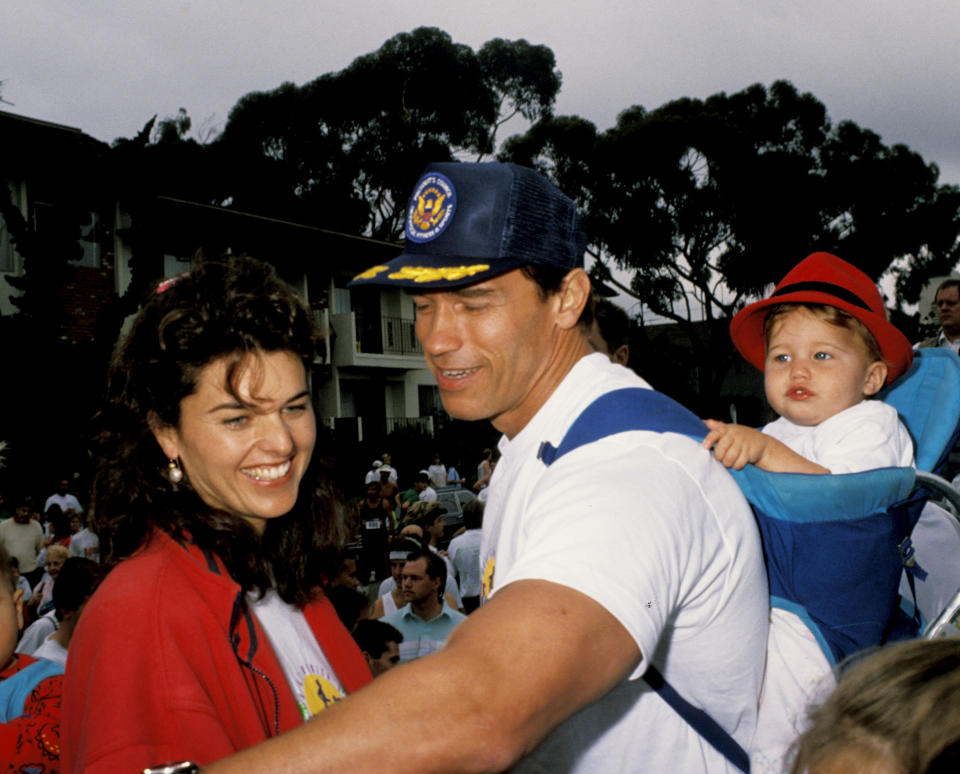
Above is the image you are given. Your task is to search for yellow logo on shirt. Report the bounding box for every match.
[481,556,496,604]
[303,674,345,716]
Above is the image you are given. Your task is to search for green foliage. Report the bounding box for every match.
[503,80,959,314]
[215,27,561,240]
[9,32,960,452]
[501,80,960,406]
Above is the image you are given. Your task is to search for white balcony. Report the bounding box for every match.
[330,311,425,369]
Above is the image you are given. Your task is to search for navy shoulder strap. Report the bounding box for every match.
[538,387,707,464]
[644,665,751,773]
[539,387,748,773]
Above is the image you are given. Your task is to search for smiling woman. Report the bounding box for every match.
[152,351,317,536]
[60,257,372,773]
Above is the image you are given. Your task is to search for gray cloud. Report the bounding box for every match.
[5,0,959,183]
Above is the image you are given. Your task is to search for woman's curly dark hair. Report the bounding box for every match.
[92,255,347,607]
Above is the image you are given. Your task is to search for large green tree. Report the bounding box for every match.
[501,80,960,408]
[214,27,561,240]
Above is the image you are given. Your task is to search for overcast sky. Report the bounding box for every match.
[6,1,960,187]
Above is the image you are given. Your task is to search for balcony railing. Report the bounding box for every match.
[320,414,435,442]
[356,313,422,356]
[386,415,434,436]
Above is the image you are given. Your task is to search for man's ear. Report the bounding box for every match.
[556,269,592,330]
[148,410,180,460]
[863,361,889,397]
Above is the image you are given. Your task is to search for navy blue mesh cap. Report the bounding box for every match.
[348,162,588,289]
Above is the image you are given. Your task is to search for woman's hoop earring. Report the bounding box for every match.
[167,458,184,484]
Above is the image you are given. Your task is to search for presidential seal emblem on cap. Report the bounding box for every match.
[349,161,588,290]
[406,172,456,243]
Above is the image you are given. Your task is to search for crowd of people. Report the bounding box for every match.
[2,160,960,774]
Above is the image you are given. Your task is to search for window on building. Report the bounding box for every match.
[73,211,101,268]
[418,384,443,417]
[333,286,352,314]
[163,253,192,279]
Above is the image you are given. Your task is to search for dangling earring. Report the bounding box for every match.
[167,457,183,484]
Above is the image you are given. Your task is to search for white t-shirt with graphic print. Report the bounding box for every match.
[250,589,346,721]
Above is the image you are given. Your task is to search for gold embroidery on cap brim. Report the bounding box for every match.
[354,266,391,280]
[388,265,491,283]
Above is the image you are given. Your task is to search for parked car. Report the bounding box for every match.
[435,486,476,545]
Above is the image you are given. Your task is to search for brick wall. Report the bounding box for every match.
[59,258,115,344]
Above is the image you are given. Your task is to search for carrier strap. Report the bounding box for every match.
[538,387,749,773]
[645,664,750,773]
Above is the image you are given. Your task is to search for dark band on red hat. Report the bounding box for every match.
[772,281,872,312]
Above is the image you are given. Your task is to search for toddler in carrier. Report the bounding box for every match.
[703,252,916,771]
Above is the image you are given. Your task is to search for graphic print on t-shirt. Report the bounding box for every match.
[294,663,345,720]
[480,556,496,604]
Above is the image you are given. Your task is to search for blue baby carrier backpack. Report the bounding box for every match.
[537,348,960,772]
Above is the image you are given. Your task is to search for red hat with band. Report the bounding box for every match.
[729,252,913,385]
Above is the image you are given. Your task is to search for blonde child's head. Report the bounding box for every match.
[730,252,913,388]
[763,303,884,365]
[790,638,960,774]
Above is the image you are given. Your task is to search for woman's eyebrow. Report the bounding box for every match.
[207,390,309,414]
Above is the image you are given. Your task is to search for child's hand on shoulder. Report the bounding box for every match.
[703,420,831,474]
[702,420,770,470]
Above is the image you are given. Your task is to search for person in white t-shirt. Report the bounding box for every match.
[426,455,447,490]
[414,473,437,502]
[378,453,398,485]
[474,449,493,492]
[199,162,769,774]
[446,500,483,613]
[43,479,84,515]
[363,460,383,485]
[703,252,916,773]
[69,514,100,563]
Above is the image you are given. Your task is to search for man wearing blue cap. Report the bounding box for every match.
[203,163,767,774]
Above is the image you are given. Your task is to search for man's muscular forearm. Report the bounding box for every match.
[202,580,641,774]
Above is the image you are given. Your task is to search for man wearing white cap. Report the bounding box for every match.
[363,459,383,485]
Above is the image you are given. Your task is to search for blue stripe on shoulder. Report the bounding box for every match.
[538,388,706,465]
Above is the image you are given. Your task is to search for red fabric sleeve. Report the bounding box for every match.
[0,674,62,773]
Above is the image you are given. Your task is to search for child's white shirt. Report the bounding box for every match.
[751,399,914,773]
[762,399,915,473]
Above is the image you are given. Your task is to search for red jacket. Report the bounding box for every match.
[62,529,371,773]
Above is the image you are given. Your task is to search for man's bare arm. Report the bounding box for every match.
[202,579,641,774]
